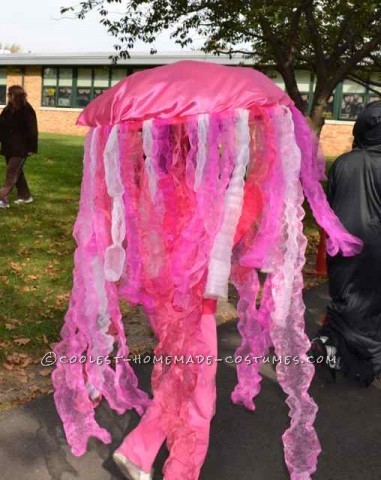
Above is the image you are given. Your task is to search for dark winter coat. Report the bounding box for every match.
[320,100,381,384]
[0,102,38,158]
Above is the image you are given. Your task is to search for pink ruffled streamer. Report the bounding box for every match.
[118,124,145,305]
[230,107,281,409]
[52,126,149,457]
[231,108,321,480]
[238,107,284,270]
[291,106,363,257]
[268,106,320,479]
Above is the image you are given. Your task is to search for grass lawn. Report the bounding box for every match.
[0,133,84,362]
[0,132,335,364]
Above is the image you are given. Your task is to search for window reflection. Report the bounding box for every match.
[340,94,365,120]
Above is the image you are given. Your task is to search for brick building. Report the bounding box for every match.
[0,51,379,157]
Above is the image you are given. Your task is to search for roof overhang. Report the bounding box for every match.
[0,51,257,67]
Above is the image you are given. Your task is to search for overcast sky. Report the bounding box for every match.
[0,0,187,53]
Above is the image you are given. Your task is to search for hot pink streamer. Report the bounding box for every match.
[230,107,281,409]
[291,106,363,257]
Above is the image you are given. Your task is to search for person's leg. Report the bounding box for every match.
[15,163,32,200]
[163,307,218,480]
[115,300,218,479]
[116,397,166,473]
[0,157,25,203]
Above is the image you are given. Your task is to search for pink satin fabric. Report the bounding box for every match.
[77,60,292,126]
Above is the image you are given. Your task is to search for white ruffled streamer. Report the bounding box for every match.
[103,125,126,282]
[205,109,250,299]
[142,119,156,200]
[89,127,99,214]
[271,107,301,327]
[270,106,320,479]
[87,256,115,400]
[194,113,210,191]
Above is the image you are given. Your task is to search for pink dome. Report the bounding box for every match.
[77,60,292,126]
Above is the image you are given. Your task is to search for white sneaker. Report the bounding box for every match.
[0,200,9,208]
[14,197,33,205]
[112,452,153,480]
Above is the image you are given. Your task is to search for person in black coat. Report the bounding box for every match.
[311,101,381,386]
[0,85,38,208]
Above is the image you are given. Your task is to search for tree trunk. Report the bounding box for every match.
[308,101,326,137]
[308,88,333,137]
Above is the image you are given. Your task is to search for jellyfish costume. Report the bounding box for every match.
[52,61,362,480]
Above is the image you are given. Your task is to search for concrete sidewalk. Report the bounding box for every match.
[0,283,380,480]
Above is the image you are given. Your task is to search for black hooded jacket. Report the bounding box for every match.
[321,101,381,383]
[0,102,38,158]
[328,101,381,237]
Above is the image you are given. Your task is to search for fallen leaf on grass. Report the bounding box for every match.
[4,324,16,330]
[38,368,52,377]
[5,317,21,325]
[5,353,33,366]
[9,262,23,273]
[21,357,34,368]
[3,363,14,371]
[13,338,31,345]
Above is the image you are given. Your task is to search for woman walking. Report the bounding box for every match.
[312,101,381,386]
[0,85,38,208]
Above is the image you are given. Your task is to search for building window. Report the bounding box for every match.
[296,71,312,114]
[111,67,126,86]
[93,67,110,99]
[368,94,381,105]
[76,68,92,107]
[339,80,366,120]
[42,67,59,107]
[341,94,365,119]
[41,66,131,108]
[57,68,73,107]
[0,68,6,105]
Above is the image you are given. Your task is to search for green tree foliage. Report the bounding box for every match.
[61,0,381,133]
